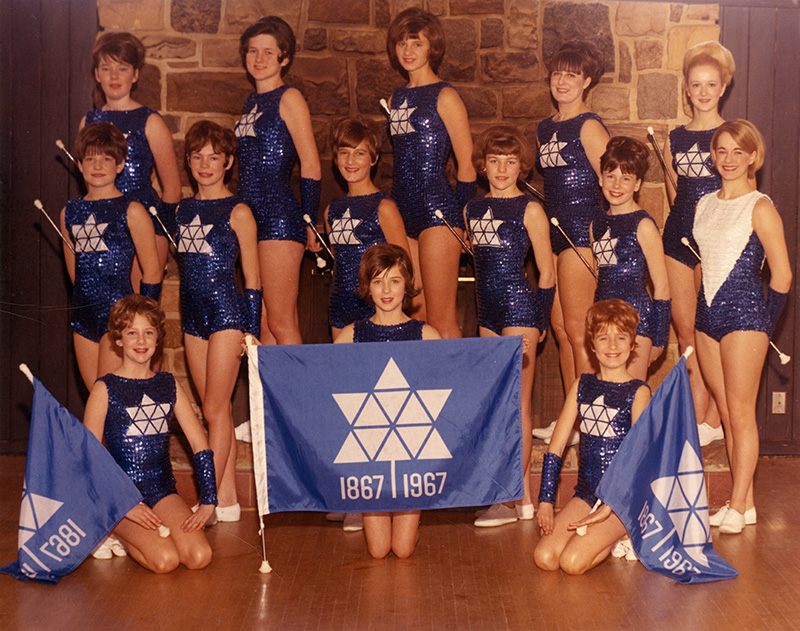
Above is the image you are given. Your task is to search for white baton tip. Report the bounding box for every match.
[316,256,326,268]
[148,206,158,216]
[550,217,559,226]
[680,237,690,245]
[158,525,170,538]
[259,560,273,573]
[647,126,655,136]
[56,139,66,149]
[34,199,44,210]
[434,209,444,219]
[302,214,312,224]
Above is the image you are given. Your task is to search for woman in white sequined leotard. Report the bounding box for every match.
[693,120,792,535]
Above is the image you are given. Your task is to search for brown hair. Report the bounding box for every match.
[185,120,238,159]
[472,125,534,177]
[75,122,127,164]
[600,136,650,181]
[711,119,765,177]
[357,244,420,313]
[331,116,381,162]
[108,294,166,344]
[239,16,296,75]
[386,8,446,79]
[548,40,605,99]
[586,299,639,345]
[91,32,146,106]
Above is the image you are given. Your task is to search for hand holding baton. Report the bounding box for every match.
[34,199,75,254]
[302,214,334,268]
[434,209,474,256]
[647,126,677,191]
[148,206,178,250]
[682,238,790,364]
[550,217,598,280]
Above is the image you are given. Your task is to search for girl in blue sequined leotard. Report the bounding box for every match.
[535,41,610,403]
[235,16,322,346]
[336,245,440,558]
[466,126,555,527]
[534,300,650,575]
[84,295,217,572]
[693,120,791,535]
[82,32,181,275]
[658,41,737,437]
[325,116,409,337]
[178,121,262,523]
[385,8,477,339]
[60,123,162,392]
[591,137,670,381]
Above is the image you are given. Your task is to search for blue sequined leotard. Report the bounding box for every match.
[236,86,305,244]
[467,195,545,334]
[536,112,606,255]
[662,126,720,269]
[693,190,771,342]
[389,82,461,240]
[328,192,389,329]
[592,209,658,341]
[85,107,170,236]
[176,196,246,340]
[100,372,178,508]
[65,195,135,342]
[353,318,424,343]
[575,373,647,506]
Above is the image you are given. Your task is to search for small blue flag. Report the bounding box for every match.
[247,337,523,514]
[595,356,738,583]
[0,377,144,584]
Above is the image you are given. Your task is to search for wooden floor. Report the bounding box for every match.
[2,455,800,631]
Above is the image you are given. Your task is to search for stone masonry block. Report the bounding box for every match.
[286,57,349,115]
[450,0,503,14]
[502,85,552,119]
[634,40,663,70]
[481,52,538,83]
[440,19,477,83]
[172,0,221,33]
[98,0,164,30]
[481,18,503,49]
[308,0,368,23]
[356,59,397,116]
[615,3,669,37]
[637,73,678,120]
[543,3,614,73]
[459,87,498,118]
[591,85,630,121]
[142,36,197,60]
[332,29,385,54]
[167,72,253,115]
[222,0,301,34]
[666,26,720,70]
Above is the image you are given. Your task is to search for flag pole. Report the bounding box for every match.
[19,363,34,385]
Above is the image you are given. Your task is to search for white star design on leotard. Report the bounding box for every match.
[469,208,504,247]
[675,143,713,178]
[539,133,568,168]
[125,394,171,436]
[330,210,362,245]
[579,395,620,438]
[592,227,618,267]
[178,215,214,254]
[235,105,262,138]
[71,213,109,253]
[389,100,416,136]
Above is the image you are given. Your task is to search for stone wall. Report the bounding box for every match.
[95,0,720,401]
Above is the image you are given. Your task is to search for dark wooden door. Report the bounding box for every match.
[0,0,97,452]
[720,3,800,454]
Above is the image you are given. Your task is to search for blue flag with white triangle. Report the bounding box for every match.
[247,337,523,514]
[0,377,144,584]
[595,356,738,583]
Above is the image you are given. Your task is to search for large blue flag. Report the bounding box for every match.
[595,355,738,583]
[1,376,144,584]
[247,337,523,514]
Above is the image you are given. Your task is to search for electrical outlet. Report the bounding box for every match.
[772,392,786,415]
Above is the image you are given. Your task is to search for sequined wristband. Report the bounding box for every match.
[300,177,321,227]
[766,287,788,337]
[139,281,162,302]
[538,452,562,505]
[192,449,217,506]
[650,299,671,348]
[537,285,556,334]
[244,288,263,339]
[456,179,477,211]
